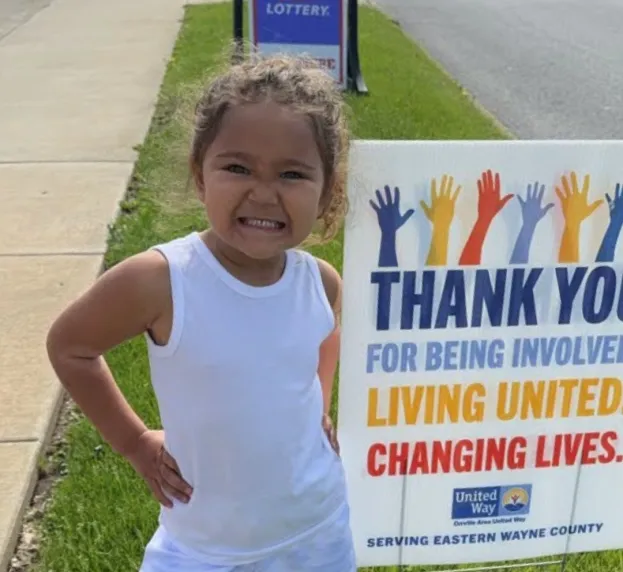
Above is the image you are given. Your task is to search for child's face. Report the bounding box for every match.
[197,100,326,260]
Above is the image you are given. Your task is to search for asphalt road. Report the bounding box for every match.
[0,0,52,41]
[373,0,623,139]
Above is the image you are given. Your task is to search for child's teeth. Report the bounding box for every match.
[246,218,279,229]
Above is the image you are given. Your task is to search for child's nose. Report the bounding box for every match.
[248,182,279,204]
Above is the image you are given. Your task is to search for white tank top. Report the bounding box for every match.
[145,232,348,565]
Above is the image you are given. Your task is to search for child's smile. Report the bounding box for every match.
[237,216,287,233]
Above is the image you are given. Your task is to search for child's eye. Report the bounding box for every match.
[225,164,249,175]
[281,171,304,180]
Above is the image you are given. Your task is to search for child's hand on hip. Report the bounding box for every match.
[126,429,193,508]
[322,414,340,456]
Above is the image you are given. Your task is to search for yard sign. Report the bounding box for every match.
[339,140,623,567]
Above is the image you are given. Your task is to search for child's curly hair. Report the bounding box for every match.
[190,52,350,243]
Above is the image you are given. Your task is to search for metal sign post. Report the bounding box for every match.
[346,0,367,94]
[233,0,244,63]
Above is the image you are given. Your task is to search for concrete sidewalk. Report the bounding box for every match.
[0,0,190,569]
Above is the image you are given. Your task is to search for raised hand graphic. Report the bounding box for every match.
[370,185,415,267]
[556,172,603,228]
[476,169,514,223]
[596,182,623,263]
[510,182,555,264]
[606,183,623,227]
[459,170,514,266]
[421,175,461,227]
[420,174,461,265]
[517,181,555,225]
[556,172,603,263]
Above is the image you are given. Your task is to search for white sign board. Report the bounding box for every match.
[339,140,623,567]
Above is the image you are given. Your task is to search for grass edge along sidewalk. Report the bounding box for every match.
[25,2,620,572]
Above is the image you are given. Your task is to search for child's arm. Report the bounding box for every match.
[316,258,342,417]
[47,251,167,455]
[46,251,192,505]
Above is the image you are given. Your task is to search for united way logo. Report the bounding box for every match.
[451,484,532,520]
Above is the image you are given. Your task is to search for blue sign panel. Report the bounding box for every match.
[249,0,348,87]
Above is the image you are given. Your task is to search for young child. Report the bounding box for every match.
[46,54,355,571]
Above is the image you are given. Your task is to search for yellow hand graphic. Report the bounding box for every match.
[421,175,461,266]
[421,174,461,228]
[556,172,603,263]
[555,172,603,228]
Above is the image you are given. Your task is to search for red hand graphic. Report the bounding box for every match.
[459,170,514,266]
[477,169,514,222]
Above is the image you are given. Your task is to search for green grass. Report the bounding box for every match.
[31,3,622,572]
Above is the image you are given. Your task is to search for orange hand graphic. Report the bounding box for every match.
[555,172,603,228]
[556,172,603,263]
[421,175,461,265]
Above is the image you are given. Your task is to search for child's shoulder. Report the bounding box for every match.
[103,232,199,298]
[149,231,197,255]
[105,248,171,299]
[147,231,200,268]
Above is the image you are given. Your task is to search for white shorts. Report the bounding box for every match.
[139,503,356,572]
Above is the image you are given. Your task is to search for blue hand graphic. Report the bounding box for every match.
[517,182,555,226]
[369,185,415,267]
[596,183,623,262]
[606,183,623,227]
[510,182,554,264]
